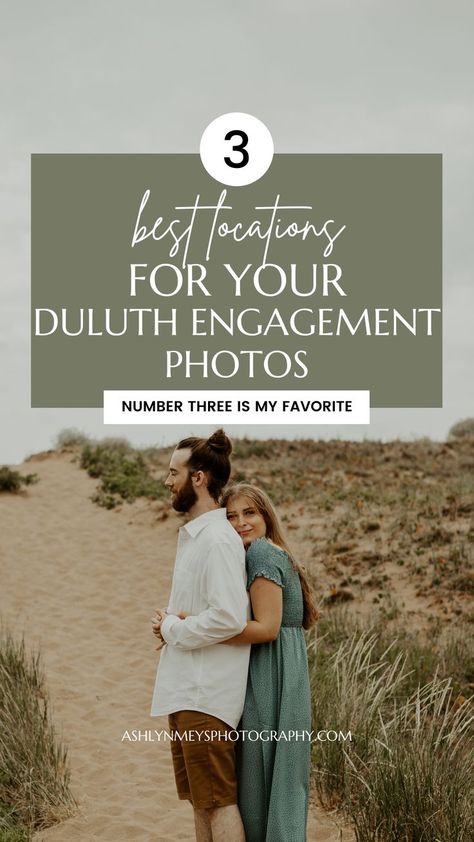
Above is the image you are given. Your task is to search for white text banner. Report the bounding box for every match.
[103,391,370,425]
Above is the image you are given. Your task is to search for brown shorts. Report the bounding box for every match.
[168,710,238,809]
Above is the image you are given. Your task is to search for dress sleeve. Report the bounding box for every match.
[246,539,286,590]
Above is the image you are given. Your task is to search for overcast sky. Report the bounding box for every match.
[1,1,473,463]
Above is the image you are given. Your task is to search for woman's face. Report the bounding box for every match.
[226,495,267,546]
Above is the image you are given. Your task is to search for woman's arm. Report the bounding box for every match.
[220,577,283,645]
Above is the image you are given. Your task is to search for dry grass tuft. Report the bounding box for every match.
[0,631,76,839]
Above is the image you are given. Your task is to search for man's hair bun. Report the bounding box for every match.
[176,429,233,501]
[207,429,232,456]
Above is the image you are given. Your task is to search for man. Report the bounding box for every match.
[150,429,250,842]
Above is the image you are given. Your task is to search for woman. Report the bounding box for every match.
[220,483,318,842]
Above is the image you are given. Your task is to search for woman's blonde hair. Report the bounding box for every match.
[221,483,319,629]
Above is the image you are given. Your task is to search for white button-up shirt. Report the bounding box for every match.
[150,508,250,729]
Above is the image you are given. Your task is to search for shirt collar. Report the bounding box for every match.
[181,507,227,538]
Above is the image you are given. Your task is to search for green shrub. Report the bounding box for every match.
[232,438,273,459]
[54,428,90,449]
[448,418,474,439]
[0,468,38,493]
[80,441,166,508]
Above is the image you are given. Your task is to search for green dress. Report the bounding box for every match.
[237,537,311,842]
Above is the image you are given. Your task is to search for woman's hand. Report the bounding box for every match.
[151,609,191,650]
[151,607,168,650]
[151,607,167,633]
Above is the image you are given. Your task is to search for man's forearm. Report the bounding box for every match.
[161,608,247,650]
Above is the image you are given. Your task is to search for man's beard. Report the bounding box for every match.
[171,473,198,513]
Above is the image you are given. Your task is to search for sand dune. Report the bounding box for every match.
[0,452,353,841]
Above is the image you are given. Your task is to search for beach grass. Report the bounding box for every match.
[0,631,75,840]
[308,607,474,841]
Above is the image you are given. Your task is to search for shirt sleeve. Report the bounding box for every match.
[160,541,248,650]
[246,539,286,589]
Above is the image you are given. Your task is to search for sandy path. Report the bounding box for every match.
[0,453,352,842]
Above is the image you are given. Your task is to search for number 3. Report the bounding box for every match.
[224,130,249,169]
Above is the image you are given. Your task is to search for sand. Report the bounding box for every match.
[0,452,353,842]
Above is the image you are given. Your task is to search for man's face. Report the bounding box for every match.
[165,448,197,513]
